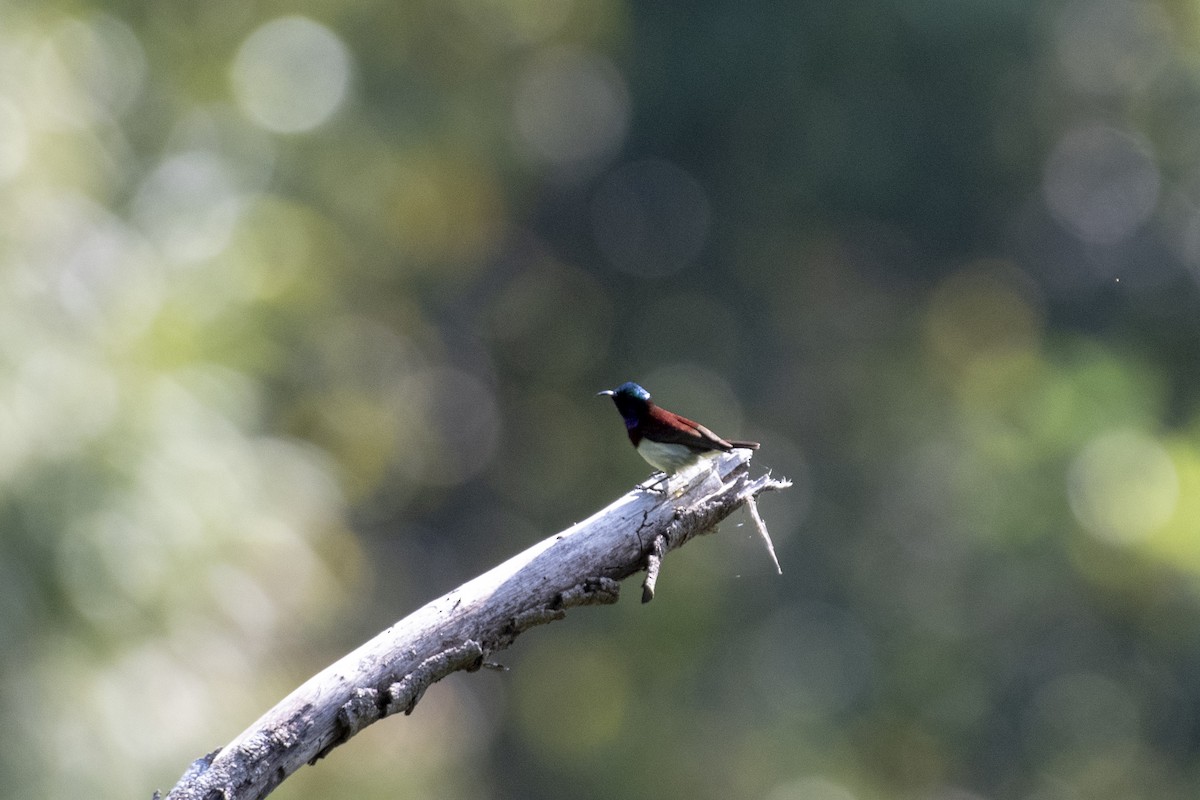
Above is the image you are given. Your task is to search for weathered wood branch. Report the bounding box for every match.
[158,451,789,800]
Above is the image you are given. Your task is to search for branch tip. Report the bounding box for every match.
[743,494,783,575]
[641,533,667,603]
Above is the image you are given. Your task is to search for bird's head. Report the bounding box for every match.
[597,381,653,426]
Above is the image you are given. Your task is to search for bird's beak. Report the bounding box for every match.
[596,389,615,397]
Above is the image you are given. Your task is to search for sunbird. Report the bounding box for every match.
[597,382,760,476]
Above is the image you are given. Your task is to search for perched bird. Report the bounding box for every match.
[597,382,760,476]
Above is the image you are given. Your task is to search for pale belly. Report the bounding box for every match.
[635,439,708,473]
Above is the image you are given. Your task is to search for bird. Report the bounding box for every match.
[597,381,759,479]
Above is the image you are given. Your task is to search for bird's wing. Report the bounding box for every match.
[644,408,734,452]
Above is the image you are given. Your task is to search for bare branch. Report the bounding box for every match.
[159,451,789,800]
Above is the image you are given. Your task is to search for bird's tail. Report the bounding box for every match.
[728,440,760,450]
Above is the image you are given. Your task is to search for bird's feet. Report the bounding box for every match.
[637,472,671,493]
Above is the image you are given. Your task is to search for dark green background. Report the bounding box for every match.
[2,1,1199,798]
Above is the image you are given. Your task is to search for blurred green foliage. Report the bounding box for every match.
[2,0,1200,798]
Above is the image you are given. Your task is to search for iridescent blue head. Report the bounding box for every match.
[597,381,653,428]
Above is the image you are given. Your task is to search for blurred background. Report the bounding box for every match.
[2,0,1199,798]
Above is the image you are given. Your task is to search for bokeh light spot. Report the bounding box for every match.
[1054,0,1170,96]
[1135,441,1200,573]
[57,14,147,113]
[96,647,211,758]
[591,159,711,277]
[31,13,147,129]
[384,153,505,274]
[230,16,352,134]
[924,263,1042,377]
[0,98,29,180]
[1068,429,1177,544]
[511,47,630,174]
[1043,124,1159,246]
[9,344,119,462]
[132,150,243,264]
[393,369,501,487]
[208,565,278,638]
